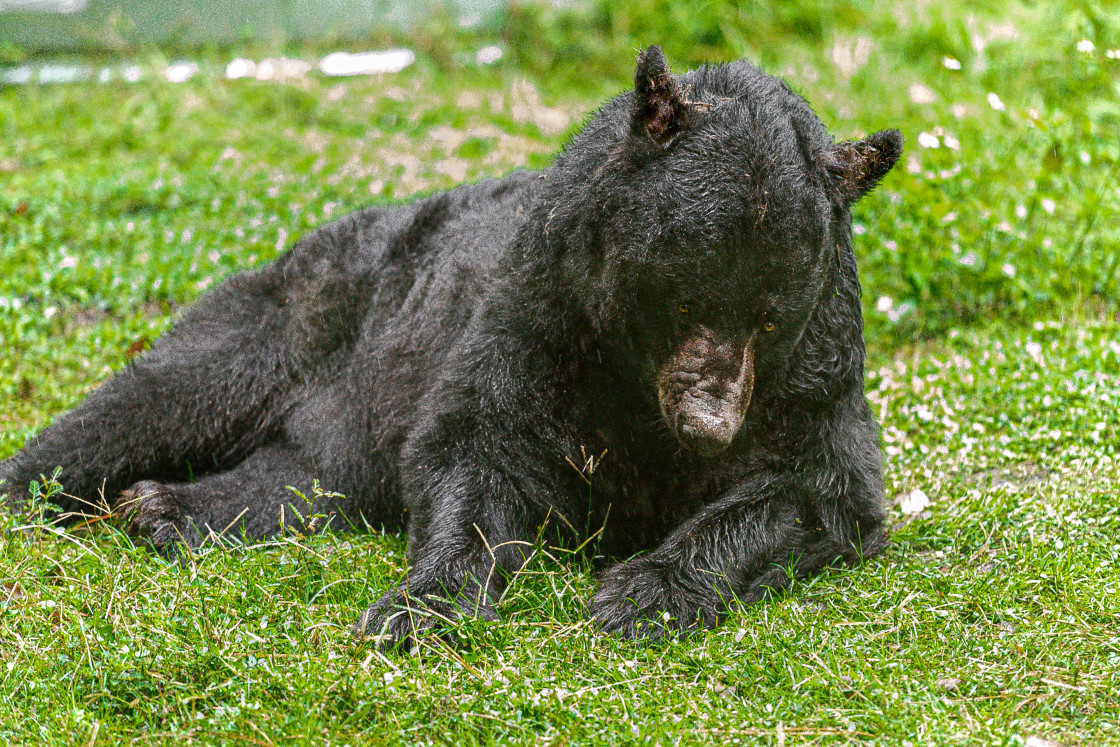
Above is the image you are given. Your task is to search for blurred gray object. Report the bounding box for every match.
[0,0,504,51]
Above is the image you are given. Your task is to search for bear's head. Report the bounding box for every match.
[542,47,902,456]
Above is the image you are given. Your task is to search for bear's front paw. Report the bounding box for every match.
[116,481,203,557]
[589,558,722,640]
[352,579,498,651]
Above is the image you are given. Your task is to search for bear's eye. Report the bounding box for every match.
[678,303,690,315]
[763,321,776,333]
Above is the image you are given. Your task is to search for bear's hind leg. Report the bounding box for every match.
[117,441,354,557]
[1,263,342,517]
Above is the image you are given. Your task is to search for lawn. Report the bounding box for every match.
[1,0,1118,743]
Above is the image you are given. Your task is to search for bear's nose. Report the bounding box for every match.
[677,421,733,457]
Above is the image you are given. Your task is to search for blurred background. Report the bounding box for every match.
[0,0,504,49]
[0,0,1117,392]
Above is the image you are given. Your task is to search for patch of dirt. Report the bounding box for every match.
[61,302,175,334]
[968,461,1052,492]
[63,307,110,331]
[508,79,574,136]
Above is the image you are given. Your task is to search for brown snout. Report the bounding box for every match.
[657,328,755,456]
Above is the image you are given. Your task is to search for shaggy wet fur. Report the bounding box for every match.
[0,48,902,646]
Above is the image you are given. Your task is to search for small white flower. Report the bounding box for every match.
[1077,39,1095,53]
[1080,151,1090,164]
[909,83,936,104]
[888,301,914,322]
[476,46,502,65]
[1015,205,1027,218]
[876,296,893,312]
[1041,198,1056,214]
[987,92,1005,111]
[959,252,979,267]
[942,133,960,150]
[898,489,930,515]
[1025,341,1042,356]
[917,131,940,149]
[1001,263,1016,278]
[942,57,962,70]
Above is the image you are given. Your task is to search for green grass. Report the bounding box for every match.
[1,0,1119,743]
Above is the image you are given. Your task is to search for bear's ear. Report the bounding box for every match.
[631,46,692,148]
[823,129,904,205]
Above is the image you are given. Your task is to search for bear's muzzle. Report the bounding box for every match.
[658,328,755,456]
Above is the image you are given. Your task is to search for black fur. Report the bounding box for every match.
[0,49,902,647]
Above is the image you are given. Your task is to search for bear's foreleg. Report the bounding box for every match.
[589,473,886,640]
[352,465,581,650]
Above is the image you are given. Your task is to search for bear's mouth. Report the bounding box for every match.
[672,398,747,456]
[657,329,755,456]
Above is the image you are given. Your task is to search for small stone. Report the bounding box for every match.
[898,489,930,515]
[1024,737,1063,747]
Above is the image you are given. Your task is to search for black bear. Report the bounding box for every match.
[0,47,902,646]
